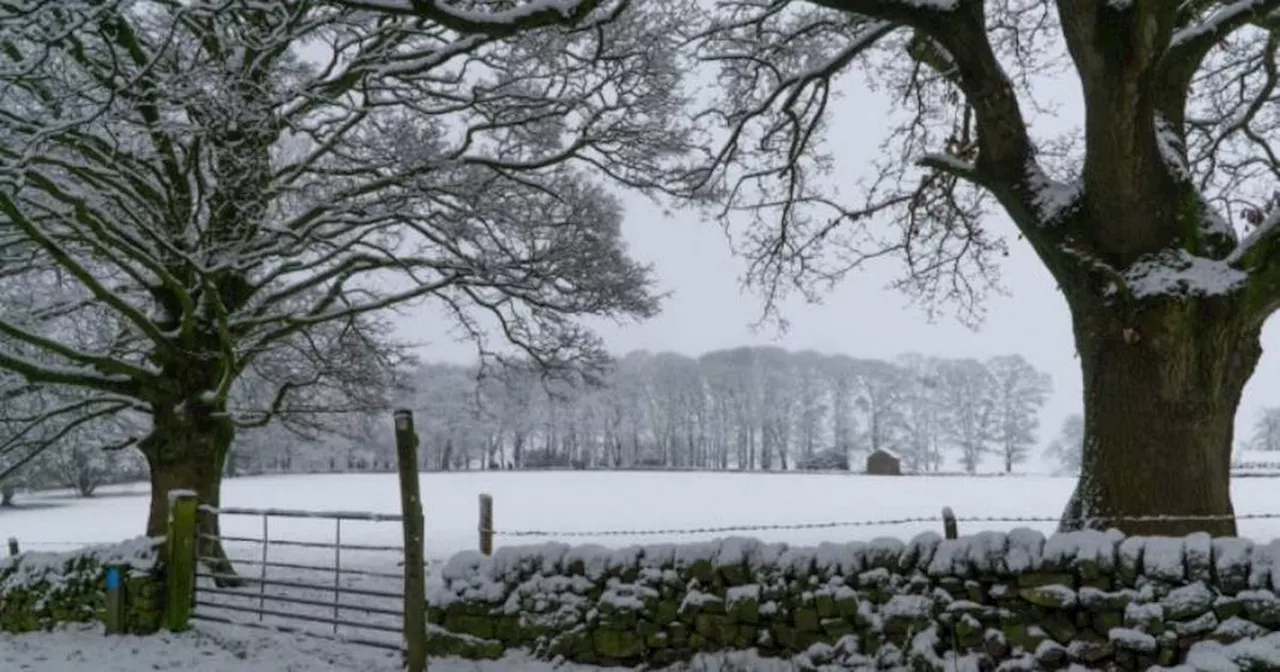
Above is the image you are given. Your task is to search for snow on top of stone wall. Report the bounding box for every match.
[429,527,1280,608]
[427,524,1280,615]
[0,536,162,593]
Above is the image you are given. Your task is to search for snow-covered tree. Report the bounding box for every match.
[851,359,908,457]
[792,351,831,466]
[659,0,1280,535]
[0,0,686,572]
[1045,414,1085,476]
[936,359,996,474]
[1247,407,1280,452]
[986,355,1053,473]
[895,354,944,472]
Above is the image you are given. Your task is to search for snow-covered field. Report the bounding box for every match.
[8,471,1280,556]
[7,471,1280,670]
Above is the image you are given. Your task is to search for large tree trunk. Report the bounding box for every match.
[142,402,243,587]
[1062,294,1261,537]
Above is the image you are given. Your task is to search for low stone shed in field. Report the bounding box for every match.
[865,448,901,475]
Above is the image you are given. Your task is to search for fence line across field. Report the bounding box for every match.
[467,493,1280,551]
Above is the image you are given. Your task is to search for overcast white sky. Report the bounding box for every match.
[390,53,1280,459]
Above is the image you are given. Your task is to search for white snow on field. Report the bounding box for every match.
[7,471,1280,557]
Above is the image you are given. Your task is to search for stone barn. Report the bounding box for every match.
[865,449,901,476]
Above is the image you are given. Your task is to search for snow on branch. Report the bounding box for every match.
[1176,4,1280,267]
[1169,0,1280,49]
[0,0,693,421]
[330,0,609,35]
[0,385,139,483]
[1226,197,1280,266]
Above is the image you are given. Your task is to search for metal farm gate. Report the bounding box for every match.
[190,504,410,651]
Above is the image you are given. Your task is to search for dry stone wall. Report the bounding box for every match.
[427,529,1280,670]
[0,537,164,635]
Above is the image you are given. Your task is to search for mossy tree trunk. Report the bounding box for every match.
[138,335,244,587]
[142,398,241,586]
[1058,289,1262,537]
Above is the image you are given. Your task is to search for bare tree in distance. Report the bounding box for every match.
[1044,414,1085,477]
[1245,407,1280,453]
[936,359,995,474]
[987,355,1053,473]
[653,0,1280,536]
[0,0,690,572]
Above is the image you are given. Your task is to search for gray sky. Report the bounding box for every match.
[395,184,1280,455]
[391,60,1280,458]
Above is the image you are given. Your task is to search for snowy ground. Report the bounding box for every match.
[0,621,863,671]
[6,471,1280,670]
[8,471,1280,557]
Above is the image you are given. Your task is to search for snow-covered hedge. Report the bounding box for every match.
[427,530,1280,670]
[0,537,164,634]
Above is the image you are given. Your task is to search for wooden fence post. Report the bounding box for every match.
[164,491,197,632]
[394,409,427,672]
[479,494,493,556]
[6,537,18,556]
[942,506,958,540]
[104,563,127,635]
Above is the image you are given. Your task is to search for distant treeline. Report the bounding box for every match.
[231,347,1054,476]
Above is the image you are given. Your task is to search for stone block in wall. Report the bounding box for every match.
[591,627,644,659]
[1237,589,1280,627]
[1214,538,1253,594]
[1117,537,1145,586]
[1162,582,1215,621]
[864,538,905,572]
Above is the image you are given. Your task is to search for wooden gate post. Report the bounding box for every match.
[164,491,198,632]
[942,506,958,540]
[479,494,493,556]
[104,563,127,635]
[393,409,427,672]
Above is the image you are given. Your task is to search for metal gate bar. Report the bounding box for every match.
[191,613,404,652]
[199,555,403,580]
[198,586,405,617]
[195,571,404,599]
[208,506,404,522]
[194,600,403,634]
[203,533,402,552]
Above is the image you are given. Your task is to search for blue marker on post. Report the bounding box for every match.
[104,564,125,635]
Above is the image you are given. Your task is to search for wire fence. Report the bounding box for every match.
[11,540,110,547]
[479,510,1280,542]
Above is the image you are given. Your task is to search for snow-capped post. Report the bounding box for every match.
[942,507,957,540]
[6,537,17,556]
[164,490,197,632]
[392,409,427,672]
[103,563,126,635]
[479,493,494,556]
